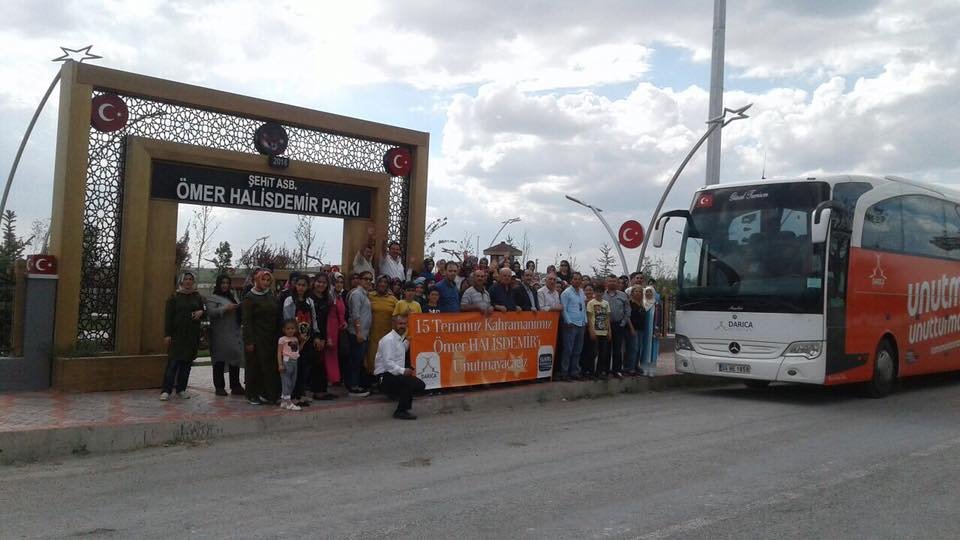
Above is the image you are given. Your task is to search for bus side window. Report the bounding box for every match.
[862,197,904,253]
[945,203,960,260]
[901,195,948,259]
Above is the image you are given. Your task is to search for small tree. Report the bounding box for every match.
[175,227,191,275]
[307,241,327,266]
[190,206,220,272]
[440,232,475,263]
[591,243,616,279]
[293,215,316,269]
[0,210,29,355]
[272,244,294,270]
[207,241,232,274]
[29,218,50,254]
[0,211,30,268]
[555,243,578,273]
[519,230,533,265]
[424,216,448,258]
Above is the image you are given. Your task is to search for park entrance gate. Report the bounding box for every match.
[48,62,428,391]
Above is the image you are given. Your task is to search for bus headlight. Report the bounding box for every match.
[675,334,694,351]
[784,341,822,359]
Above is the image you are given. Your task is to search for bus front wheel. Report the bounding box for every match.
[866,340,896,398]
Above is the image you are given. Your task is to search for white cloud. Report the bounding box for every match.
[1,0,958,278]
[430,41,960,269]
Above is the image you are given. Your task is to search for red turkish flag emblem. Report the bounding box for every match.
[384,147,412,177]
[618,220,644,249]
[27,255,58,276]
[90,94,129,133]
[695,193,714,208]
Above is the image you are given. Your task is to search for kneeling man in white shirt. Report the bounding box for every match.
[374,314,426,420]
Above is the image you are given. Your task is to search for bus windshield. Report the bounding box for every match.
[678,181,831,314]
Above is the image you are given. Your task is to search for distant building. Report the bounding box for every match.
[483,242,522,268]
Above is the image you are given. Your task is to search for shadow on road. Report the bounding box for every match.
[696,371,960,406]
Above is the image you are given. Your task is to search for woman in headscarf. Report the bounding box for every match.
[160,272,205,401]
[639,285,661,378]
[282,274,324,406]
[625,286,646,376]
[365,274,397,377]
[206,274,244,396]
[314,273,345,398]
[242,269,281,405]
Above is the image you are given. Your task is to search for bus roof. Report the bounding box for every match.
[700,174,960,200]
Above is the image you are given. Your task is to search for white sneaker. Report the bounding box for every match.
[176,391,192,399]
[159,392,170,401]
[288,403,302,411]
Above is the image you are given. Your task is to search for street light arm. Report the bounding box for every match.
[565,194,629,276]
[488,217,521,248]
[0,71,62,219]
[565,195,587,206]
[635,103,752,273]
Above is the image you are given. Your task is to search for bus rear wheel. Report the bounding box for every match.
[743,380,771,389]
[866,340,896,398]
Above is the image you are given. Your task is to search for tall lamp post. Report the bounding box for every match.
[489,217,521,247]
[636,104,752,273]
[705,0,727,186]
[565,195,628,276]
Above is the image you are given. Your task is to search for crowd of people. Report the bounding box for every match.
[159,242,664,420]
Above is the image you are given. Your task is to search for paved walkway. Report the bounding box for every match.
[0,353,676,435]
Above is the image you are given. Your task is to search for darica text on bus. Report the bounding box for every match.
[653,174,960,397]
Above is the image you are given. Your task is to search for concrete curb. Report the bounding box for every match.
[0,374,728,465]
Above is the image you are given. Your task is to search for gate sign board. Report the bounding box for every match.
[151,161,373,219]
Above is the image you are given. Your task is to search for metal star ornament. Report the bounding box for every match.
[706,103,753,128]
[52,45,102,63]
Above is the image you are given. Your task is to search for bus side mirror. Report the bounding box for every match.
[653,209,692,248]
[812,201,840,244]
[811,209,830,244]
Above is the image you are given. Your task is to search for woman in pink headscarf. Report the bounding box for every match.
[314,273,346,395]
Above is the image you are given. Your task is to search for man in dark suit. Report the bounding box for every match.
[514,269,541,311]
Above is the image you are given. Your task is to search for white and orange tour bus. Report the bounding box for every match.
[653,174,960,396]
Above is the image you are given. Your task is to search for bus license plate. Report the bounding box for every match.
[718,363,751,374]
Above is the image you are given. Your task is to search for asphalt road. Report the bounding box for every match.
[4,376,960,539]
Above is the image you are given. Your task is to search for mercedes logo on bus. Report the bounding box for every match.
[729,342,742,354]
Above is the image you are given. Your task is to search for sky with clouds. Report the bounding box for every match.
[1,0,958,275]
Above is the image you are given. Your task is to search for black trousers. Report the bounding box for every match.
[594,336,611,375]
[553,324,564,376]
[580,337,596,375]
[378,373,426,412]
[610,324,626,374]
[212,362,241,391]
[294,341,317,399]
[161,357,193,394]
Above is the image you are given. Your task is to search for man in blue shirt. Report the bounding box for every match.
[489,268,520,312]
[436,262,461,313]
[559,272,586,381]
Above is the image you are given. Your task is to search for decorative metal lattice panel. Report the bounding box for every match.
[79,91,410,351]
